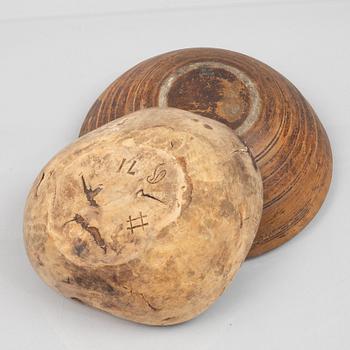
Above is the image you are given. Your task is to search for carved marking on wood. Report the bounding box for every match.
[136,189,165,204]
[127,160,137,175]
[126,212,148,235]
[118,158,126,172]
[118,158,137,175]
[147,163,167,184]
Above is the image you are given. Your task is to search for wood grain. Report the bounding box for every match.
[24,108,263,325]
[79,48,333,257]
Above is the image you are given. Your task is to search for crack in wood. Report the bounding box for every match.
[121,284,160,311]
[35,172,45,196]
[140,293,160,311]
[81,175,102,207]
[67,214,107,253]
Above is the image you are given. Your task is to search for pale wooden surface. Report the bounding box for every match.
[24,108,262,325]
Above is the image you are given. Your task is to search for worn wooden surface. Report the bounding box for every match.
[80,48,333,257]
[24,108,263,325]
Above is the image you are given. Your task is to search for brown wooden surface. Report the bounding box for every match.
[79,48,333,257]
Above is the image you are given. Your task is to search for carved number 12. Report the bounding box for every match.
[118,158,137,175]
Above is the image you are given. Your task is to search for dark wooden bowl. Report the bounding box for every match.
[79,48,332,257]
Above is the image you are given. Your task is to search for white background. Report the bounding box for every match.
[0,0,349,349]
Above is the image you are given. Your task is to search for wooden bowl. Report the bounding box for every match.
[24,108,263,325]
[79,48,332,257]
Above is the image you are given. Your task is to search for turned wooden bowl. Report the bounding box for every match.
[79,48,332,257]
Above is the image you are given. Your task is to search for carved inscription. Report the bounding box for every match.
[147,163,167,184]
[118,158,137,175]
[126,212,149,235]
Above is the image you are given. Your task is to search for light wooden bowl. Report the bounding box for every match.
[24,108,263,325]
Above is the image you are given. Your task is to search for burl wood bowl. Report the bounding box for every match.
[25,108,263,325]
[80,48,332,257]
